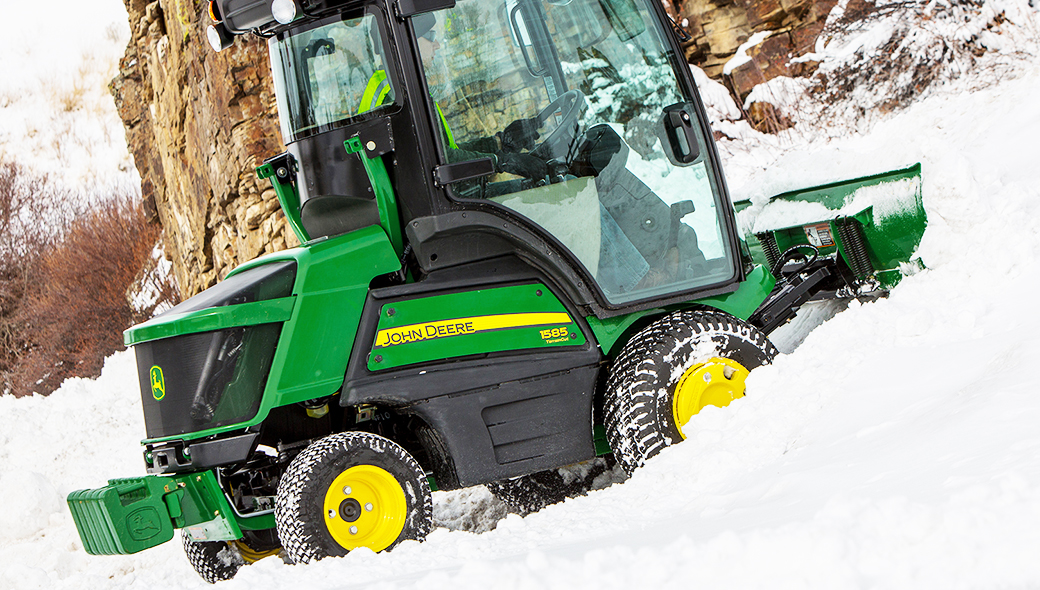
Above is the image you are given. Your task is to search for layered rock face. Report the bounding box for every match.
[113,0,297,297]
[666,0,837,100]
[113,0,832,297]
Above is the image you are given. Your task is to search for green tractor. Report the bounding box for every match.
[67,0,925,582]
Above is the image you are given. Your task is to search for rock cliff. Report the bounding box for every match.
[112,0,830,297]
[663,0,836,99]
[113,0,297,297]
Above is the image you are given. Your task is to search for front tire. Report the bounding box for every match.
[275,431,433,565]
[604,310,776,474]
[181,534,242,584]
[181,529,280,583]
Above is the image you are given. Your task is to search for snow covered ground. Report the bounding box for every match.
[3,1,1040,589]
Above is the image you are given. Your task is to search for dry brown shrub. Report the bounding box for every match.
[6,194,161,395]
[1,157,173,397]
[0,159,72,392]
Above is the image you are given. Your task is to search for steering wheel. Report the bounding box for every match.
[530,90,587,162]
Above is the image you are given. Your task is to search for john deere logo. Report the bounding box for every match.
[149,366,165,401]
[127,507,162,541]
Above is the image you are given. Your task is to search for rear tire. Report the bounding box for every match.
[604,310,776,474]
[181,533,242,584]
[486,456,626,515]
[275,431,433,565]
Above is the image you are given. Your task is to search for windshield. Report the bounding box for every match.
[270,9,396,143]
[418,0,736,305]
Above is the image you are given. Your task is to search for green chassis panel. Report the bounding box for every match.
[586,264,776,358]
[67,470,249,555]
[135,225,400,444]
[369,283,586,371]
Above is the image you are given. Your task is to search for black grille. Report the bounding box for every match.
[135,324,281,439]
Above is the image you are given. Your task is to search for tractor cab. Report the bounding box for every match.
[235,0,745,312]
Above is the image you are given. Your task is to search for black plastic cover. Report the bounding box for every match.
[146,432,260,474]
[215,0,278,34]
[136,324,281,439]
[433,158,495,186]
[301,196,381,239]
[159,261,296,317]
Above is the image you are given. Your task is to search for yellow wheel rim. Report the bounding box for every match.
[672,357,750,439]
[322,465,407,552]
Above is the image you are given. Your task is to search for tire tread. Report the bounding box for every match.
[603,311,776,474]
[275,431,433,565]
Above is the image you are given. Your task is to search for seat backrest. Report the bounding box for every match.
[300,195,381,240]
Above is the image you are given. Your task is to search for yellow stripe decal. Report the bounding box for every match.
[375,312,571,349]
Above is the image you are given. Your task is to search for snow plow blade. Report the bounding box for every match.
[739,163,925,289]
[67,471,241,555]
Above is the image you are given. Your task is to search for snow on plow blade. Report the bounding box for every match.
[739,163,925,289]
[67,471,241,555]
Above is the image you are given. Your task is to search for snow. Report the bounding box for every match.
[742,0,1040,148]
[4,1,1040,589]
[689,64,742,127]
[0,0,136,192]
[746,176,922,234]
[742,76,811,112]
[722,31,773,76]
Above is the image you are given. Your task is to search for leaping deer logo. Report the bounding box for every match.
[150,366,165,401]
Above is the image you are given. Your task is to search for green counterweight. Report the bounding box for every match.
[66,471,264,555]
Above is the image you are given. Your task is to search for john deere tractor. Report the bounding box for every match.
[68,0,925,582]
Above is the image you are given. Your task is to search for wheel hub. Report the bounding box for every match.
[672,357,749,439]
[322,465,406,552]
[339,498,362,522]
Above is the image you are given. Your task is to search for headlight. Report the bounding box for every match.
[271,0,297,24]
[208,23,234,52]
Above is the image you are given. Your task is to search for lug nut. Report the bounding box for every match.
[703,373,712,383]
[328,509,336,519]
[343,486,352,495]
[349,526,358,535]
[365,503,373,512]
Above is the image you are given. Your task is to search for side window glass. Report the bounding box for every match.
[270,12,397,142]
